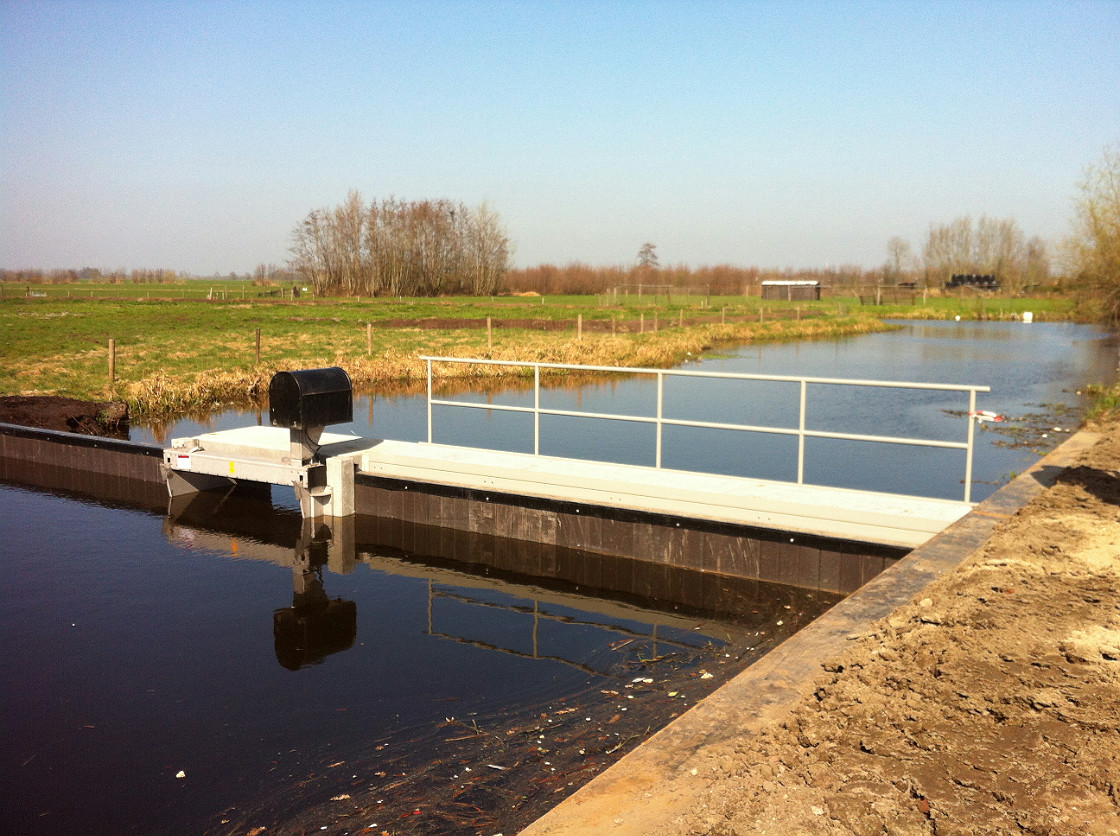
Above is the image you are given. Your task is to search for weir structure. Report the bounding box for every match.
[154,361,989,593]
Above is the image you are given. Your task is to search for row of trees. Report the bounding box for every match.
[504,261,880,296]
[883,217,1050,293]
[875,143,1117,323]
[0,267,192,283]
[288,192,511,297]
[5,145,1114,320]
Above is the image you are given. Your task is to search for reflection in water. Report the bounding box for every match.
[274,559,357,671]
[160,480,793,674]
[11,478,842,836]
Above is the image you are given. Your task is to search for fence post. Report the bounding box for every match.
[487,316,493,350]
[640,313,645,333]
[255,328,261,363]
[367,322,373,356]
[577,314,582,341]
[108,339,116,384]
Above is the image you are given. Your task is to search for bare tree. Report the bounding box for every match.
[289,195,510,297]
[1065,143,1120,323]
[922,215,1041,291]
[884,237,914,285]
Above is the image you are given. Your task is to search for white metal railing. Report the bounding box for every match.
[421,356,991,503]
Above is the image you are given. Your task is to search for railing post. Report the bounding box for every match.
[426,358,433,444]
[964,389,977,503]
[534,365,541,456]
[797,379,807,484]
[656,372,664,468]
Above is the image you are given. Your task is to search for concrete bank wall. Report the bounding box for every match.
[519,429,1103,836]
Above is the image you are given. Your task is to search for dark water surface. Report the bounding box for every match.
[0,480,837,836]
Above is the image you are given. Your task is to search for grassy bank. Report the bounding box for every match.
[0,292,1081,419]
[1,294,898,417]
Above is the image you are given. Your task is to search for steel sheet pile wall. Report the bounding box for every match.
[0,423,166,508]
[355,475,903,594]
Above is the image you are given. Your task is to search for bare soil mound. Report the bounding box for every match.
[662,418,1120,835]
[0,395,129,438]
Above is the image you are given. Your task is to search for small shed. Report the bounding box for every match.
[761,280,822,301]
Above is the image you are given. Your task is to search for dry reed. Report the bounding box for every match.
[125,315,888,419]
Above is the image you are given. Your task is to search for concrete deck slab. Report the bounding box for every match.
[359,439,972,549]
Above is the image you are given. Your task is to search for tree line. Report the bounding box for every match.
[5,143,1115,323]
[287,191,511,297]
[504,262,881,296]
[883,216,1050,294]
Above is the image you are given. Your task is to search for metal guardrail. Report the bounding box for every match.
[421,356,991,503]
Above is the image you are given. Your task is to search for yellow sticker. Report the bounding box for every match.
[229,461,235,475]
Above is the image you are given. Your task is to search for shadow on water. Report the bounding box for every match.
[0,470,843,836]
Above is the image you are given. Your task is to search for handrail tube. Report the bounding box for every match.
[798,379,808,485]
[421,355,990,502]
[430,399,972,450]
[534,366,541,456]
[656,372,665,469]
[419,355,990,394]
[965,389,977,504]
[426,358,433,444]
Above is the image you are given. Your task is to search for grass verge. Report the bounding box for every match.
[1,295,893,418]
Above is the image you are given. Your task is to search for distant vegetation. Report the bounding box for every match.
[289,191,511,297]
[3,143,1117,320]
[1064,143,1120,324]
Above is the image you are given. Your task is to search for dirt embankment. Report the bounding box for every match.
[0,395,129,437]
[661,417,1120,835]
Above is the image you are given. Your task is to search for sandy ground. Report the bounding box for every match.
[659,414,1120,836]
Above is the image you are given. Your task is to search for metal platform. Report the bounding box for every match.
[164,426,973,549]
[163,426,381,518]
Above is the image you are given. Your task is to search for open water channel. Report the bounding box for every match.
[2,320,1116,836]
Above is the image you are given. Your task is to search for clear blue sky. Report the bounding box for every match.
[2,0,1117,275]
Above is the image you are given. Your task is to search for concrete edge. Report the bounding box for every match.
[518,429,1103,836]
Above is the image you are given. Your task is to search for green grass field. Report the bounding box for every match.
[0,284,1077,417]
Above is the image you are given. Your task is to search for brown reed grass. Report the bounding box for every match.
[124,314,889,419]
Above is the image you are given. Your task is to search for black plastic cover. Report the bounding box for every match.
[269,367,353,429]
